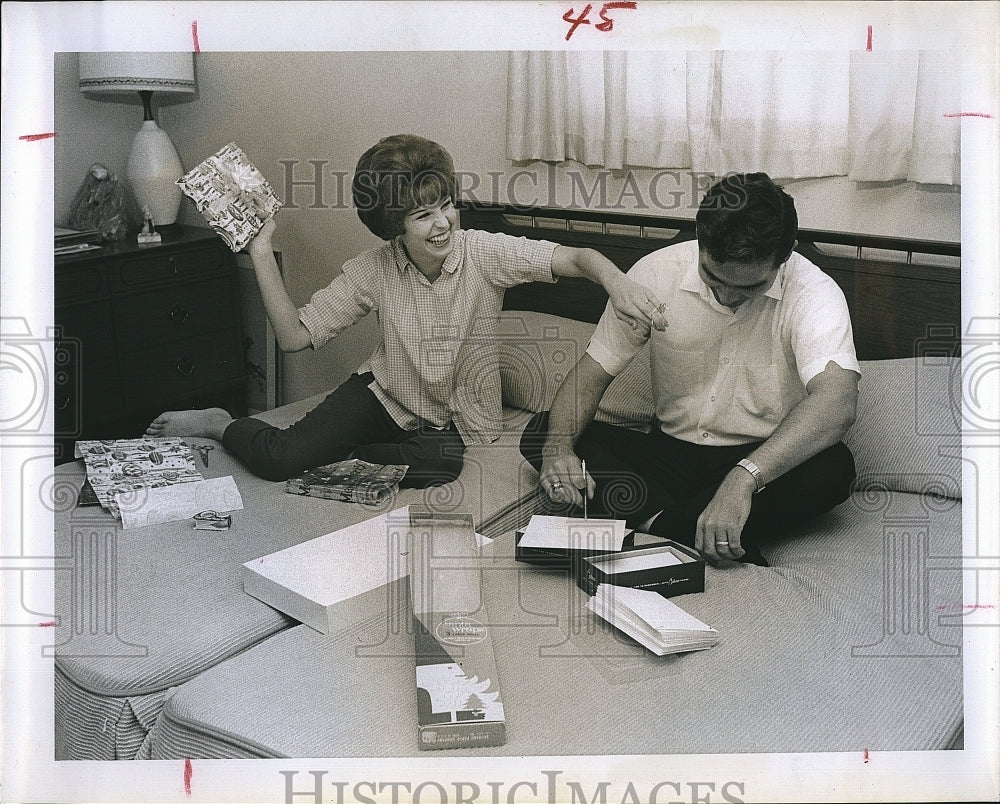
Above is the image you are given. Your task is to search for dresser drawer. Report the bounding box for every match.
[54,302,125,436]
[55,258,108,304]
[55,356,124,437]
[114,245,228,287]
[113,277,237,349]
[55,299,116,353]
[118,333,243,407]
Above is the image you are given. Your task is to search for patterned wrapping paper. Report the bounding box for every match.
[75,437,203,517]
[177,142,283,252]
[285,459,409,505]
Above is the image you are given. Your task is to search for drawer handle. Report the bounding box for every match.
[169,304,191,324]
[175,356,196,377]
[169,256,178,275]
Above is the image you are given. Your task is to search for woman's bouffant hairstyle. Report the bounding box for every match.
[352,135,457,240]
[695,173,798,268]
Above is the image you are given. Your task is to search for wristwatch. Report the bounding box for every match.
[737,458,766,494]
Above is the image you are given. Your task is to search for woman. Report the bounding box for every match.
[147,134,665,487]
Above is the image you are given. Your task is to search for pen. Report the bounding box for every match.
[581,458,587,520]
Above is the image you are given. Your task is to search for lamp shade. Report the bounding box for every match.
[79,53,196,227]
[79,52,196,94]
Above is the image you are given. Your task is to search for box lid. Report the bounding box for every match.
[242,507,411,608]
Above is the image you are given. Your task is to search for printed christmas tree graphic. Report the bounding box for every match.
[415,663,503,723]
[463,693,486,720]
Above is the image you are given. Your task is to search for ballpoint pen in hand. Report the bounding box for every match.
[582,458,588,519]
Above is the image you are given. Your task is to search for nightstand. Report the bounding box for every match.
[54,226,247,462]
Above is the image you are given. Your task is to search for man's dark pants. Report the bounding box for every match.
[519,411,856,562]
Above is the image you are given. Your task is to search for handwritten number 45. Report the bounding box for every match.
[563,2,637,41]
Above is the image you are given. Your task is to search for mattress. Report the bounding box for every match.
[148,489,963,758]
[52,401,545,760]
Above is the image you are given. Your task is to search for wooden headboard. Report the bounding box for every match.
[460,203,962,360]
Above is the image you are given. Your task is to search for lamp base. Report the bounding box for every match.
[127,119,184,227]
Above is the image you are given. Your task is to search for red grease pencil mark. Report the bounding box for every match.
[39,620,56,627]
[944,112,994,119]
[184,758,193,795]
[19,132,56,142]
[191,21,200,53]
[866,25,872,51]
[863,748,870,763]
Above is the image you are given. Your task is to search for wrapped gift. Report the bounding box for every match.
[285,458,408,505]
[177,142,283,252]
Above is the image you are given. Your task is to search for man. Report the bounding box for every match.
[521,173,860,566]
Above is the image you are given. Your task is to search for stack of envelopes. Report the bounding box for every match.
[587,584,718,656]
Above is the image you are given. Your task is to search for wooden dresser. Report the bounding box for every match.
[54,226,247,462]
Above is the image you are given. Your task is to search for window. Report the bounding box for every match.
[508,51,960,185]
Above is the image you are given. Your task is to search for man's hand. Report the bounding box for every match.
[539,451,594,509]
[605,272,668,334]
[695,468,757,564]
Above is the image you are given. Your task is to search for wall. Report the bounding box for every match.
[54,51,961,407]
[54,53,149,225]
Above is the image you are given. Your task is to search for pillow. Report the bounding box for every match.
[844,357,963,499]
[498,310,656,431]
[498,311,595,413]
[594,341,656,432]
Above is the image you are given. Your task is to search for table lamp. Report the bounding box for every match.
[79,52,196,227]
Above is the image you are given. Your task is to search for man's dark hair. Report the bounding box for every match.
[352,134,457,240]
[695,172,798,267]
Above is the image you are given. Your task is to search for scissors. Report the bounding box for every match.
[194,444,215,467]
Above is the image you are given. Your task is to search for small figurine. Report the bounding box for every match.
[137,205,162,244]
[67,163,142,241]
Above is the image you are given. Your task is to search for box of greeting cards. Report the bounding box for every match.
[574,539,705,599]
[177,142,283,252]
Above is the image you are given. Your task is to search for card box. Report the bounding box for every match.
[574,539,705,599]
[514,518,634,568]
[407,510,506,750]
[241,507,410,634]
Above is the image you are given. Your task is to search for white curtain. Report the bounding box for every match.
[848,51,961,184]
[507,51,961,184]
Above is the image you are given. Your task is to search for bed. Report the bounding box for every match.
[52,204,964,760]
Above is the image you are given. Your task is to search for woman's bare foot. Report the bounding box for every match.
[145,407,234,440]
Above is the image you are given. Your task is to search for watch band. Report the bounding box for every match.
[737,458,766,493]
